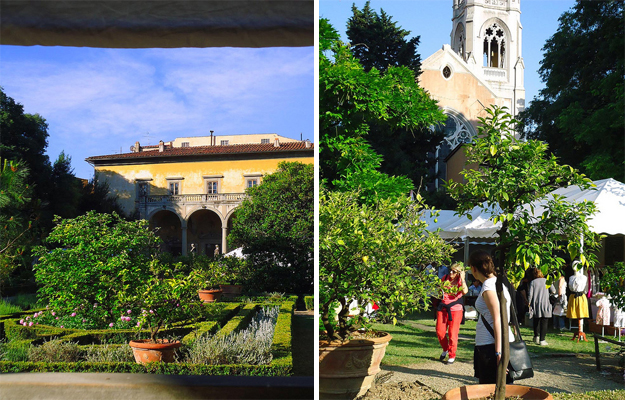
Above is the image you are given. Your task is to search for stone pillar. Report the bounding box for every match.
[182,224,188,256]
[222,226,228,254]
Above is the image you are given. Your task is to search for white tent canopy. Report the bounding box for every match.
[426,178,625,239]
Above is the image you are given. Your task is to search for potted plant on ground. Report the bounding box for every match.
[128,262,201,364]
[215,256,248,299]
[320,189,453,399]
[191,255,224,303]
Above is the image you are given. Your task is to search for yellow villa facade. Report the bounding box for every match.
[86,134,314,256]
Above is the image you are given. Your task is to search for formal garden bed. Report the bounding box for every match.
[0,296,296,376]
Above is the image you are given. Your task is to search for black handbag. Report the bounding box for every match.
[481,299,534,380]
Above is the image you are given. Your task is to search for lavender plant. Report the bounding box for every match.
[185,306,279,365]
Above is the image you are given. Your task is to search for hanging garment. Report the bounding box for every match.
[595,296,611,326]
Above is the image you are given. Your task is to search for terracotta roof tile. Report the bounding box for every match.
[86,141,314,163]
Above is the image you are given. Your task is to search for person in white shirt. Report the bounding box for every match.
[470,250,514,384]
[567,261,589,341]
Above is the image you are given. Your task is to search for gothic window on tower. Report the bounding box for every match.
[454,24,465,60]
[482,23,506,68]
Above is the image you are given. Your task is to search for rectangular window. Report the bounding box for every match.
[247,179,258,188]
[137,182,149,197]
[206,181,218,194]
[261,138,270,144]
[169,182,180,195]
[220,140,229,146]
[181,142,190,147]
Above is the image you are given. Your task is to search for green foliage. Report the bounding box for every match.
[191,255,249,288]
[347,1,422,74]
[0,160,35,286]
[0,301,22,317]
[519,1,624,182]
[447,106,603,397]
[319,189,453,340]
[600,262,625,311]
[448,106,602,281]
[0,361,292,376]
[228,162,313,296]
[303,296,314,311]
[319,19,446,204]
[32,211,162,327]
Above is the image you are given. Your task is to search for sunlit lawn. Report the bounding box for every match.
[372,310,619,367]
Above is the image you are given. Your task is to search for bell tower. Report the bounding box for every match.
[450,0,525,116]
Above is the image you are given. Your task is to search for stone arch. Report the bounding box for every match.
[187,208,223,256]
[479,18,511,69]
[149,209,183,255]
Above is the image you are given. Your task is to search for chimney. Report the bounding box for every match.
[210,130,214,146]
[134,141,140,152]
[274,138,280,148]
[159,140,164,152]
[305,139,311,148]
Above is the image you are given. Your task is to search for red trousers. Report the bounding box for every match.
[436,309,463,358]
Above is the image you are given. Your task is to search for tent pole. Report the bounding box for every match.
[464,237,470,266]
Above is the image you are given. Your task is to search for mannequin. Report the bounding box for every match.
[567,261,589,341]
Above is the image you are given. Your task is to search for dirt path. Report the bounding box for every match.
[361,320,624,399]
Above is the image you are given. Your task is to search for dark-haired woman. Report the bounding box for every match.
[469,250,514,384]
[528,267,552,345]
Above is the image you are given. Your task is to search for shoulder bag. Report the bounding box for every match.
[481,298,534,380]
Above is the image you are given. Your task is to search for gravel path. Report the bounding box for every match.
[360,321,624,399]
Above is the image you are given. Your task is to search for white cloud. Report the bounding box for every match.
[1,46,313,178]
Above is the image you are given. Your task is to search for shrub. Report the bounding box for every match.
[84,342,134,363]
[304,296,314,311]
[0,300,22,316]
[185,306,279,365]
[33,211,161,328]
[28,339,81,363]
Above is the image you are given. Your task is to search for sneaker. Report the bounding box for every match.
[439,351,448,361]
[447,357,455,364]
[533,336,540,345]
[540,340,549,346]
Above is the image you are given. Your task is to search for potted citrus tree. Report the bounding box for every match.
[216,256,247,299]
[128,263,202,364]
[320,189,453,399]
[445,106,602,400]
[191,255,224,303]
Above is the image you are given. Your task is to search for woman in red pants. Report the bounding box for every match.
[436,262,469,364]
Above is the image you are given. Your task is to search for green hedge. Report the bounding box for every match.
[0,361,291,376]
[0,300,295,376]
[304,296,314,311]
[269,301,294,369]
[217,304,258,337]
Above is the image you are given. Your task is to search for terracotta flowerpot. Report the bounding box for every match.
[129,339,182,364]
[319,331,392,399]
[442,384,553,400]
[219,284,243,299]
[198,289,223,303]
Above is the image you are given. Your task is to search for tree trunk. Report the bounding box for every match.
[494,249,510,400]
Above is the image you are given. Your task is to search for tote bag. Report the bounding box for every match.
[481,300,534,380]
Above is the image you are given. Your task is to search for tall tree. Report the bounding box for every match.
[48,151,82,220]
[448,106,601,399]
[0,160,35,290]
[228,161,313,297]
[345,4,446,204]
[320,18,445,204]
[518,0,624,182]
[0,88,53,203]
[347,1,422,75]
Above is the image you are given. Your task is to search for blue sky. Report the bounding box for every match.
[320,0,575,115]
[0,46,314,179]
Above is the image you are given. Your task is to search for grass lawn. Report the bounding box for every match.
[375,311,619,367]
